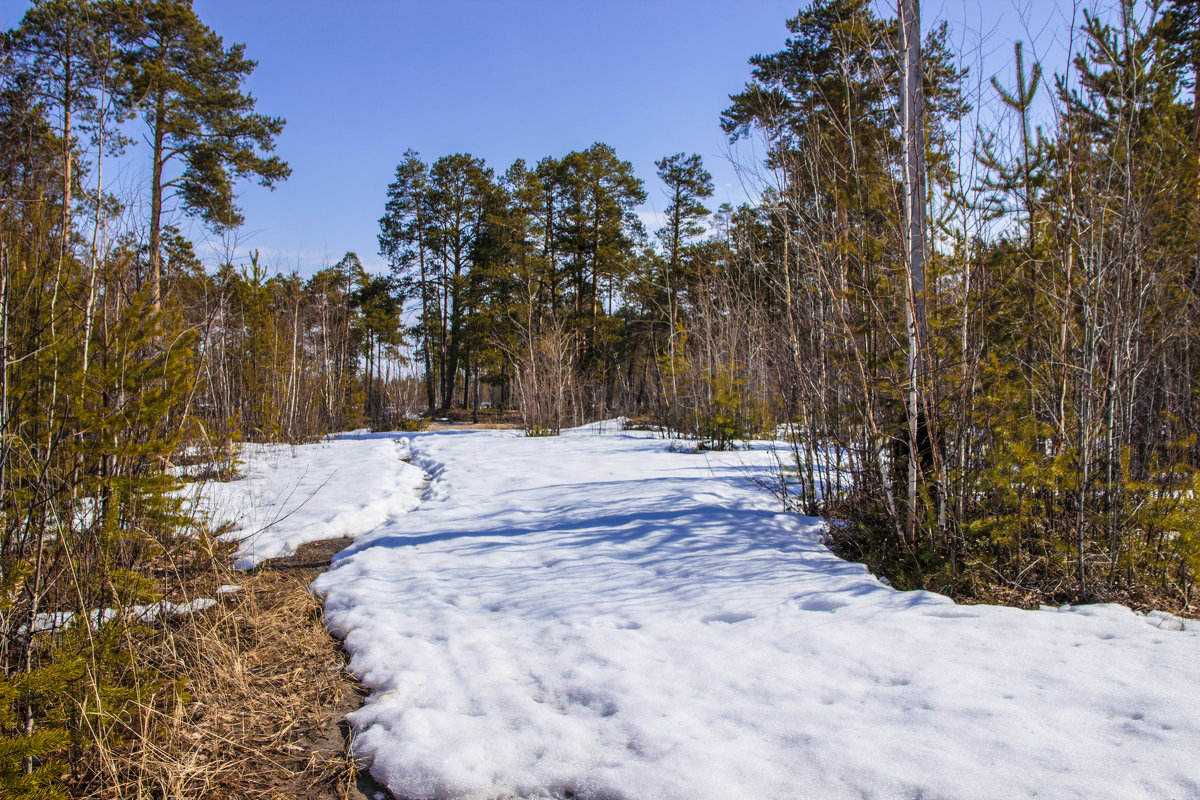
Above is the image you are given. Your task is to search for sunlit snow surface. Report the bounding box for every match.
[197,434,426,569]
[237,424,1197,800]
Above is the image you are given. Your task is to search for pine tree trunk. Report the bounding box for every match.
[149,88,166,310]
[418,225,436,413]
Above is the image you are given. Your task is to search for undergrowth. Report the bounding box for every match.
[37,547,364,800]
[823,497,1196,617]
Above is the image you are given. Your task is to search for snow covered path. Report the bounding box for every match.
[254,426,1196,800]
[196,435,427,569]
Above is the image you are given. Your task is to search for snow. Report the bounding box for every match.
[195,433,427,569]
[26,598,217,635]
[220,424,1199,799]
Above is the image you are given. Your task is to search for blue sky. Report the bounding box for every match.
[1,0,1083,274]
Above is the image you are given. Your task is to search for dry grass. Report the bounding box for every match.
[77,541,378,800]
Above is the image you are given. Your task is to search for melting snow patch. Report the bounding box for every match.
[25,599,216,635]
[218,425,1200,800]
[190,435,428,568]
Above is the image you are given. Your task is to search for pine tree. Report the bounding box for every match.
[117,0,289,307]
[380,151,438,412]
[654,152,712,432]
[559,142,645,372]
[349,255,404,426]
[1159,0,1200,154]
[424,153,494,409]
[655,152,713,325]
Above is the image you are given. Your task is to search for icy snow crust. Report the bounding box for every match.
[198,433,426,569]
[255,424,1197,800]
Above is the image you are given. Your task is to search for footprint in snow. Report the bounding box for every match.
[792,593,850,613]
[919,608,980,619]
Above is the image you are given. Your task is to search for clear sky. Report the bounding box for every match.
[0,0,1085,275]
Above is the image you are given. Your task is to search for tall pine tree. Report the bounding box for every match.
[117,0,289,307]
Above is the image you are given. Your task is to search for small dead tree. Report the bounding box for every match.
[509,318,575,436]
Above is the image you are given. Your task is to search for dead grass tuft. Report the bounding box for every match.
[78,542,374,800]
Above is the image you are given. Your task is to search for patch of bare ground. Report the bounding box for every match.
[422,409,522,431]
[94,538,390,800]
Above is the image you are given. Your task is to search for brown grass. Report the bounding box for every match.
[78,540,382,800]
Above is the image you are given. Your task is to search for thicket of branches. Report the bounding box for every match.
[714,0,1200,610]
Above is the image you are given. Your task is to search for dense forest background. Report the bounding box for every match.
[3,0,1200,795]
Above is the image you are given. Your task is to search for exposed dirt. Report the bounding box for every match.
[420,408,523,431]
[258,535,358,572]
[425,419,521,430]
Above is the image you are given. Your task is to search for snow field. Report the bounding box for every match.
[196,433,427,568]
[220,425,1200,799]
